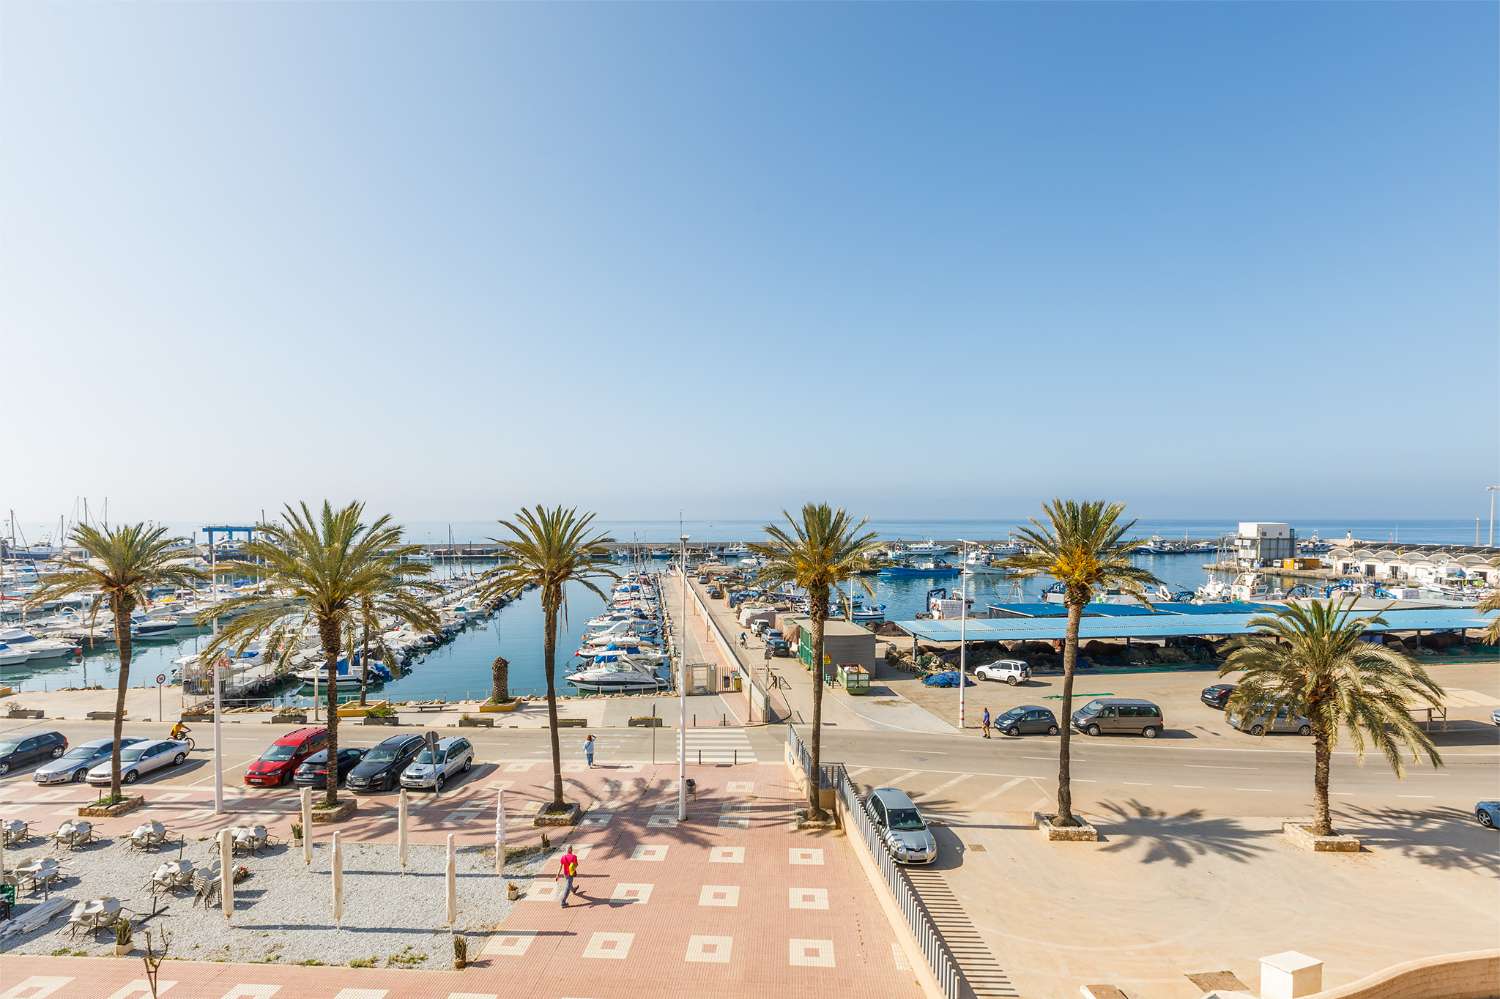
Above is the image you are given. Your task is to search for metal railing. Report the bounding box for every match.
[785,726,965,998]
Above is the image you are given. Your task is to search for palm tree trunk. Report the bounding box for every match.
[1055,601,1082,826]
[808,596,827,820]
[319,617,341,808]
[491,656,509,704]
[110,601,133,801]
[1312,725,1333,836]
[542,601,564,810]
[358,617,370,707]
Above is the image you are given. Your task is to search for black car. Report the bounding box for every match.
[0,731,67,776]
[344,734,425,793]
[993,705,1059,736]
[293,747,367,789]
[767,637,791,656]
[1201,683,1237,710]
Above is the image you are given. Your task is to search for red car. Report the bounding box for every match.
[244,727,328,787]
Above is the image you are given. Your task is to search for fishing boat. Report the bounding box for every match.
[904,540,953,556]
[878,558,961,579]
[0,627,77,660]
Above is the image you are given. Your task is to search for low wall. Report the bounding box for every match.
[686,576,778,724]
[1307,949,1499,999]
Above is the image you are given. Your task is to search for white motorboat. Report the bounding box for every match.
[130,614,179,641]
[576,640,667,663]
[905,540,953,556]
[723,543,751,557]
[0,642,31,666]
[0,627,78,660]
[566,656,667,693]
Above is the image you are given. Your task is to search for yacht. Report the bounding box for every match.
[566,656,667,693]
[0,627,77,660]
[905,540,953,556]
[580,641,667,664]
[130,614,179,641]
[723,543,751,557]
[0,642,32,666]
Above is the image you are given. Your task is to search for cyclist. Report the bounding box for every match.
[169,720,191,742]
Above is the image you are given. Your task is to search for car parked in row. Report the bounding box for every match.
[993,705,1058,736]
[1072,698,1164,738]
[767,637,790,656]
[975,659,1030,685]
[1476,801,1500,829]
[400,736,474,792]
[86,738,190,785]
[245,727,327,788]
[0,731,67,776]
[346,734,426,793]
[1228,706,1312,737]
[293,747,367,789]
[35,738,144,784]
[1200,683,1236,709]
[867,786,937,865]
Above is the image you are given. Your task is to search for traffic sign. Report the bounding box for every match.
[155,673,167,686]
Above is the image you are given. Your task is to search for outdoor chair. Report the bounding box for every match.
[147,858,195,895]
[230,824,273,855]
[127,821,170,853]
[0,819,29,847]
[65,897,122,939]
[15,857,63,893]
[51,819,93,850]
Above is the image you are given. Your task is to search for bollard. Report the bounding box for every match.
[331,831,343,927]
[445,833,457,926]
[300,787,313,865]
[697,749,701,766]
[398,789,410,871]
[219,828,233,920]
[494,788,505,877]
[734,749,738,766]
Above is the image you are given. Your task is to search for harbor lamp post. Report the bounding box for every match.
[1488,485,1499,547]
[958,541,969,731]
[678,533,690,821]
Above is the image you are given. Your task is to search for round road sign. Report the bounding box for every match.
[155,673,167,686]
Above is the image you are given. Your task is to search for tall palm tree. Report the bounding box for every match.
[1222,598,1444,836]
[26,524,206,799]
[200,502,437,807]
[999,500,1161,827]
[749,504,880,820]
[475,506,616,814]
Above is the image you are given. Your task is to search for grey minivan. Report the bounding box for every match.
[1072,698,1164,738]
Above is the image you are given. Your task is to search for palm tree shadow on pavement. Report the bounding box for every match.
[1336,804,1500,875]
[1095,798,1270,867]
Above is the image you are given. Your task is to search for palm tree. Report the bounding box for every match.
[200,502,437,807]
[749,504,880,820]
[1477,591,1500,645]
[1222,598,1444,836]
[490,655,511,704]
[475,506,616,814]
[26,524,206,799]
[999,500,1162,827]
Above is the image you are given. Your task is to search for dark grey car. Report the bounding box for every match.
[0,731,67,776]
[994,705,1059,736]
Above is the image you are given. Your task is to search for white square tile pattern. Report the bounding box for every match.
[698,884,740,907]
[726,780,754,793]
[481,932,536,957]
[789,847,824,866]
[709,846,745,864]
[631,843,669,861]
[611,882,654,904]
[789,887,829,910]
[789,938,836,968]
[582,931,634,960]
[685,934,733,964]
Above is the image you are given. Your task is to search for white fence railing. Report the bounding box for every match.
[786,726,966,999]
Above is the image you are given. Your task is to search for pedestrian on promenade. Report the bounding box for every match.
[556,844,580,907]
[981,707,992,739]
[583,734,596,768]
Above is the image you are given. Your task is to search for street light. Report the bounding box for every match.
[958,540,970,731]
[1487,486,1499,548]
[678,532,689,821]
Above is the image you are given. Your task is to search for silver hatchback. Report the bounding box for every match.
[1228,706,1312,737]
[399,736,474,792]
[35,738,145,784]
[868,786,938,865]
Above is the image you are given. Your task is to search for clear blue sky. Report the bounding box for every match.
[2,2,1495,524]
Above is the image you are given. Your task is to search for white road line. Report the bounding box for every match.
[1185,764,1257,770]
[1234,787,1274,792]
[879,770,924,787]
[1020,756,1052,761]
[1121,781,1152,786]
[923,774,971,796]
[972,777,1028,805]
[1171,785,1205,790]
[1397,794,1434,799]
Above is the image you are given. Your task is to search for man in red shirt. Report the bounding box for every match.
[555,845,580,907]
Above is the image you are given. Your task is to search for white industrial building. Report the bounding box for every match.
[1325,542,1499,590]
[1234,522,1297,568]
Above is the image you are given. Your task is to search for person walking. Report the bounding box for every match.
[980,707,992,739]
[583,734,596,768]
[556,844,580,907]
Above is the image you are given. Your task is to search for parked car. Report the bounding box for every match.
[993,705,1058,736]
[707,586,723,599]
[974,659,1030,685]
[244,727,328,788]
[85,739,190,785]
[867,787,937,865]
[1476,801,1500,829]
[293,747,367,789]
[400,736,474,792]
[0,731,67,776]
[1072,698,1164,738]
[346,734,426,792]
[35,737,144,784]
[751,620,772,638]
[767,637,791,656]
[1228,705,1312,737]
[697,573,710,584]
[1200,683,1237,709]
[1492,707,1500,728]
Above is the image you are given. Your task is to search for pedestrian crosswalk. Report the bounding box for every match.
[676,728,757,764]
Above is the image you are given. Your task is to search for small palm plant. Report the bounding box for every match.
[1000,500,1162,827]
[27,524,205,799]
[475,506,616,813]
[1222,598,1444,836]
[199,502,438,807]
[750,504,880,819]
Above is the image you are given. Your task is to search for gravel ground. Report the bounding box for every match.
[2,830,546,968]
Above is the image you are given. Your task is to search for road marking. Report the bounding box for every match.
[1020,757,1052,761]
[1185,764,1256,770]
[1122,781,1151,787]
[878,770,924,787]
[1234,787,1274,792]
[1171,785,1205,790]
[924,774,971,796]
[1397,794,1433,799]
[972,777,1028,805]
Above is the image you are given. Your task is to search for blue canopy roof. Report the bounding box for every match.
[898,606,1497,643]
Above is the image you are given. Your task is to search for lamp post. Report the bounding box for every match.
[212,656,224,815]
[678,533,689,821]
[958,541,969,731]
[1488,485,1499,547]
